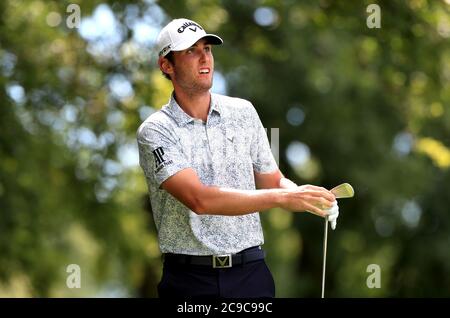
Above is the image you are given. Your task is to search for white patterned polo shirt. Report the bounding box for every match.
[137,93,278,255]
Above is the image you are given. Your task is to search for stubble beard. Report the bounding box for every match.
[175,68,213,96]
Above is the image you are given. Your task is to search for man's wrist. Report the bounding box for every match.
[279,177,298,189]
[271,188,288,208]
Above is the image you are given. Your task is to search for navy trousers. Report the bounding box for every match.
[157,257,275,298]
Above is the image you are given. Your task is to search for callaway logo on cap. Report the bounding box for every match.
[156,18,223,57]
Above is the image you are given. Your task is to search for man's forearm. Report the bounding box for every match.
[196,174,297,216]
[196,186,287,216]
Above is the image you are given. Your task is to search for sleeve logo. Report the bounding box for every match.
[153,147,165,166]
[152,147,173,173]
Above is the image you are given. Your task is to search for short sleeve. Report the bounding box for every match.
[248,104,279,174]
[137,123,190,188]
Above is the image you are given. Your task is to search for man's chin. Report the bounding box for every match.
[195,81,213,92]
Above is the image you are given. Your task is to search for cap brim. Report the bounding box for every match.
[202,34,223,45]
[171,34,223,52]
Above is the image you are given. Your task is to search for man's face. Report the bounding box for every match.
[170,38,214,93]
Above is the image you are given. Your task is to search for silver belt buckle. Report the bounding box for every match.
[212,254,232,268]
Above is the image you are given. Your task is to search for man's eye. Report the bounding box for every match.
[205,46,211,52]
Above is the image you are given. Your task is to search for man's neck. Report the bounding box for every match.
[173,88,211,122]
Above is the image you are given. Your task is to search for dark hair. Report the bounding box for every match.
[162,52,175,80]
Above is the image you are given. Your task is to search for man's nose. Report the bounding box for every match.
[199,49,209,62]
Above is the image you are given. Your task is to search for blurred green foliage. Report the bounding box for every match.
[0,0,449,297]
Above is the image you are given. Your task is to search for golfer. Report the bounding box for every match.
[137,18,339,298]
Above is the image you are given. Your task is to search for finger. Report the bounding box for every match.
[314,189,336,203]
[302,195,334,210]
[300,190,336,203]
[303,184,327,191]
[319,197,334,208]
[311,197,335,209]
[303,185,334,197]
[304,202,328,217]
[302,184,337,198]
[311,186,336,198]
[324,201,339,211]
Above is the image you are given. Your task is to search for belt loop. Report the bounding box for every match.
[241,252,246,267]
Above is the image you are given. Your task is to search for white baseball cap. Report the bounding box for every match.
[156,18,223,57]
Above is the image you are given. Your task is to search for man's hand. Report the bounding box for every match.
[279,185,336,217]
[324,201,339,230]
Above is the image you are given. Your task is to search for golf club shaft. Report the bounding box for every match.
[321,216,328,298]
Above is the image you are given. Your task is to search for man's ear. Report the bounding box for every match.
[159,57,174,76]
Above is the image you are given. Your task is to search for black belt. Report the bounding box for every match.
[163,246,265,268]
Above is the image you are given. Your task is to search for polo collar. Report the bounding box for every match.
[167,92,221,126]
